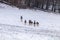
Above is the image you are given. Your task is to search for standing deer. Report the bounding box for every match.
[34,20,36,27]
[36,22,39,26]
[29,20,33,25]
[24,20,27,25]
[20,16,23,22]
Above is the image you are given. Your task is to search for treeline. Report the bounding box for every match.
[1,0,60,13]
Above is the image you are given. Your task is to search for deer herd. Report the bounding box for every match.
[20,16,39,27]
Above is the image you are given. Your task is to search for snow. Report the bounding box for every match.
[0,3,60,40]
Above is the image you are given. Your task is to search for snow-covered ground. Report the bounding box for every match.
[0,3,60,40]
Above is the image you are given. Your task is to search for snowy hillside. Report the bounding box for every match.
[0,3,60,40]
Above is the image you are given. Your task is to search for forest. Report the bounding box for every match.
[0,0,60,13]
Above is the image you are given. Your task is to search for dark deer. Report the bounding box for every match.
[29,20,33,25]
[34,20,36,27]
[24,20,27,25]
[36,22,39,26]
[20,16,23,22]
